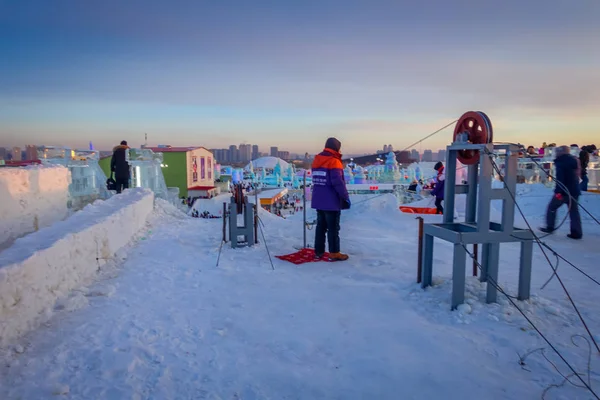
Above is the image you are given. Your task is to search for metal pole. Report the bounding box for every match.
[417,217,424,283]
[303,171,307,249]
[222,202,227,243]
[473,243,478,276]
[253,204,258,244]
[254,182,258,211]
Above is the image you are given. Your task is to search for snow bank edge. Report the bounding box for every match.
[0,188,154,345]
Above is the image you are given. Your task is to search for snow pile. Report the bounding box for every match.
[0,165,71,248]
[190,193,231,217]
[0,188,154,345]
[152,198,190,223]
[352,193,399,214]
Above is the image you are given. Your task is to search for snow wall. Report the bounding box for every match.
[0,188,154,345]
[0,165,71,248]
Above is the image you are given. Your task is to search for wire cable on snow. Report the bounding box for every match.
[216,238,224,267]
[351,192,391,206]
[541,335,595,400]
[465,243,595,399]
[518,335,595,400]
[460,237,598,398]
[257,216,275,270]
[539,252,561,291]
[539,241,600,287]
[484,150,600,354]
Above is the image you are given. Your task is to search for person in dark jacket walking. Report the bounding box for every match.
[580,146,591,192]
[111,140,130,194]
[311,137,351,261]
[430,161,445,214]
[540,146,582,239]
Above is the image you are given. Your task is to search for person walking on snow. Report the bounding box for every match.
[540,145,582,239]
[431,161,445,215]
[111,140,130,194]
[580,146,591,192]
[311,137,351,261]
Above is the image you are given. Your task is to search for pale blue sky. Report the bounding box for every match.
[1,0,598,153]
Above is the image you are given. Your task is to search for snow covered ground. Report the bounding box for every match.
[1,185,599,399]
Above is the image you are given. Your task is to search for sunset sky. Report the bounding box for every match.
[1,0,598,154]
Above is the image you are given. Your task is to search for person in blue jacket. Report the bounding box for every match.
[311,137,351,261]
[430,162,445,214]
[540,146,582,239]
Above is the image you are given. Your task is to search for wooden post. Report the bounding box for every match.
[473,243,478,276]
[417,217,424,283]
[222,202,227,243]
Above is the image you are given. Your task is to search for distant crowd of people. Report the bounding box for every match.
[190,210,220,219]
[271,193,303,217]
[522,142,598,159]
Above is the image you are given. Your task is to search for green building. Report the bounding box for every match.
[99,146,216,198]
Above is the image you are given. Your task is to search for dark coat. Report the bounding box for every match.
[111,145,130,180]
[579,150,590,177]
[554,154,581,197]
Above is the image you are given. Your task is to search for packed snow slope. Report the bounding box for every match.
[1,185,600,399]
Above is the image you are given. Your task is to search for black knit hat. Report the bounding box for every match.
[325,137,341,152]
[434,161,443,171]
[120,140,128,146]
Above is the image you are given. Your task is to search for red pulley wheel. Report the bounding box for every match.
[452,111,494,165]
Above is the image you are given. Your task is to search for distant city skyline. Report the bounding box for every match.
[0,142,451,163]
[0,134,465,157]
[210,143,295,164]
[1,1,598,153]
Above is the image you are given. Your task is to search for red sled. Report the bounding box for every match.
[275,248,333,265]
[399,206,439,215]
